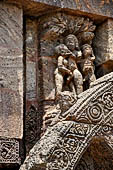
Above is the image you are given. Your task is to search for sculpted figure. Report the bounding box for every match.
[55,35,84,98]
[65,34,83,96]
[54,44,73,96]
[80,44,96,87]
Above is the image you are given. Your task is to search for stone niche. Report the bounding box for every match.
[24,10,113,170]
[25,13,97,152]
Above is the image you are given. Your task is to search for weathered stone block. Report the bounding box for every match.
[0,138,20,164]
[94,19,113,66]
[0,3,23,139]
[0,3,22,50]
[9,0,113,19]
[38,56,56,100]
[0,68,23,138]
[0,68,23,92]
[26,62,37,99]
[26,18,38,100]
[26,19,38,61]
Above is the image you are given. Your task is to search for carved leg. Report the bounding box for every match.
[73,69,83,95]
[69,81,77,99]
[88,70,96,87]
[55,72,63,96]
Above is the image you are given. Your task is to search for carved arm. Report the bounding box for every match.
[58,56,72,75]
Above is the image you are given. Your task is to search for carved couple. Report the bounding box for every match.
[54,34,96,98]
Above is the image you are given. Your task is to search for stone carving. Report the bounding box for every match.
[54,35,82,98]
[19,72,113,170]
[23,12,112,170]
[25,105,38,153]
[56,91,76,114]
[51,15,96,99]
[65,34,83,96]
[43,91,76,131]
[80,44,96,88]
[38,13,97,133]
[45,122,102,170]
[53,72,113,125]
[54,35,96,100]
[54,43,73,96]
[0,138,20,164]
[1,0,113,169]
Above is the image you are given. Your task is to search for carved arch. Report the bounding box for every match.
[20,72,113,170]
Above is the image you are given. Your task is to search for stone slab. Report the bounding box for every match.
[38,57,56,100]
[93,19,113,66]
[0,3,23,139]
[26,18,38,100]
[26,62,37,99]
[6,0,113,19]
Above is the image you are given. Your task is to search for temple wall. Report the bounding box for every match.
[0,0,113,169]
[0,2,23,167]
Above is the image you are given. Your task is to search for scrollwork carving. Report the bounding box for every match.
[102,91,113,109]
[47,149,69,170]
[87,102,103,123]
[25,105,38,152]
[0,138,20,164]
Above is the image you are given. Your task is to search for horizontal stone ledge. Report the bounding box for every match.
[5,0,113,19]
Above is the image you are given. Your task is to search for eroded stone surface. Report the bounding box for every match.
[0,2,23,139]
[38,57,56,101]
[6,0,113,19]
[1,0,113,170]
[75,136,113,170]
[94,19,113,66]
[0,138,20,164]
[23,11,113,170]
[26,18,38,99]
[25,18,39,154]
[19,72,113,170]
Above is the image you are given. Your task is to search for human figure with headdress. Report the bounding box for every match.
[54,44,73,96]
[80,44,96,88]
[54,34,83,99]
[65,34,83,96]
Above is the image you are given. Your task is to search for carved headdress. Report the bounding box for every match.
[55,44,73,56]
[81,44,95,58]
[65,34,78,44]
[81,44,92,51]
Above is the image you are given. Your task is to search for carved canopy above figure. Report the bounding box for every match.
[36,13,98,133]
[38,13,96,100]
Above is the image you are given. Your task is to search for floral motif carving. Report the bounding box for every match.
[25,105,38,152]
